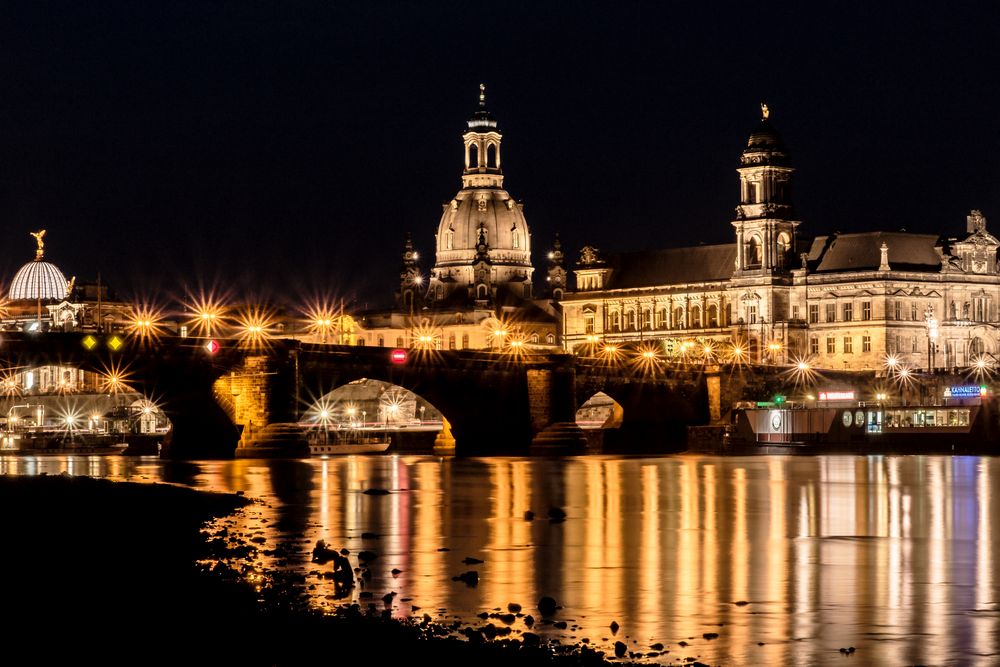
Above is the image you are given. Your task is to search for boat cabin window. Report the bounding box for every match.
[883,408,970,428]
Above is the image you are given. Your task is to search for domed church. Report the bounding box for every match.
[354,86,562,350]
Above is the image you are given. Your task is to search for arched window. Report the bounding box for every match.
[546,333,555,344]
[656,308,668,329]
[468,143,479,168]
[725,303,732,326]
[970,337,986,356]
[747,181,758,203]
[610,311,621,332]
[462,333,469,349]
[445,229,454,250]
[531,333,539,343]
[477,284,488,299]
[448,334,456,350]
[776,232,791,269]
[625,310,636,330]
[707,304,719,328]
[673,307,684,330]
[746,235,762,268]
[691,305,702,328]
[378,336,384,347]
[512,229,520,249]
[487,143,497,168]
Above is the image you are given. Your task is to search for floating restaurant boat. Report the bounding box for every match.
[725,384,1000,454]
[307,428,391,456]
[2,432,130,456]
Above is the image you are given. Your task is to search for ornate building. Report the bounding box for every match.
[561,106,1000,371]
[354,85,559,350]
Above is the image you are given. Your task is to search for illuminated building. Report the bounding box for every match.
[561,105,1000,371]
[354,85,560,350]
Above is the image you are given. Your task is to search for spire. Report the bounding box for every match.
[479,82,486,108]
[879,242,891,272]
[546,233,567,300]
[396,232,423,310]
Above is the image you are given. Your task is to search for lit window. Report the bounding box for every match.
[844,336,853,353]
[826,337,835,354]
[810,337,819,354]
[862,302,871,321]
[862,335,871,352]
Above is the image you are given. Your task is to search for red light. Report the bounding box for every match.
[205,339,220,354]
[390,349,407,364]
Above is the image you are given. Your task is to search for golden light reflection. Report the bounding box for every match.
[7,455,996,666]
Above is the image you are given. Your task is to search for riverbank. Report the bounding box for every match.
[0,475,641,666]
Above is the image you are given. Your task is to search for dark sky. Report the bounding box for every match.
[0,1,998,308]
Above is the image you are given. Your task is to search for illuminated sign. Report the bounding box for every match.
[205,339,220,355]
[945,385,987,398]
[818,391,855,401]
[390,349,407,364]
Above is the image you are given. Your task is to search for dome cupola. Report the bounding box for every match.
[8,230,70,301]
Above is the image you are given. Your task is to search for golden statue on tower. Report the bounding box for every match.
[761,103,770,120]
[30,230,46,261]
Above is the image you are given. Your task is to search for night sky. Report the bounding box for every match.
[0,2,998,308]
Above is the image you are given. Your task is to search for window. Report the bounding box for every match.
[843,302,853,321]
[809,304,819,323]
[748,305,758,325]
[691,305,702,328]
[844,336,853,353]
[462,333,469,349]
[894,302,901,321]
[396,337,404,347]
[862,301,871,321]
[546,333,555,344]
[512,229,520,249]
[357,338,365,346]
[826,303,836,322]
[707,304,719,327]
[531,333,539,343]
[445,229,454,250]
[673,307,684,329]
[911,336,918,353]
[826,336,835,354]
[657,308,668,329]
[584,314,595,334]
[747,181,758,203]
[810,337,819,354]
[862,335,871,352]
[625,311,636,330]
[641,309,652,330]
[911,303,918,320]
[449,334,456,350]
[792,305,800,320]
[975,297,988,322]
[611,312,621,332]
[378,336,385,347]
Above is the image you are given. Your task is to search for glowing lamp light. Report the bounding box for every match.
[82,335,98,350]
[390,349,407,364]
[205,339,221,355]
[107,335,124,351]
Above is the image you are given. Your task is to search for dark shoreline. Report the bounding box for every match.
[0,475,644,667]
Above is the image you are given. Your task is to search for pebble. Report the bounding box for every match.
[614,641,627,658]
[507,603,521,613]
[538,597,557,616]
[358,550,378,562]
[523,614,535,628]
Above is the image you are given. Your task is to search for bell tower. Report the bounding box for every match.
[462,84,504,189]
[732,104,800,278]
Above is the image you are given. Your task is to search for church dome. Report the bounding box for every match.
[434,188,531,269]
[9,260,69,301]
[742,116,789,167]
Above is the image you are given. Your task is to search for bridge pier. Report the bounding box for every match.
[529,362,588,454]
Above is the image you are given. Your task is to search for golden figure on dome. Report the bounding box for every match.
[30,230,46,260]
[760,103,770,120]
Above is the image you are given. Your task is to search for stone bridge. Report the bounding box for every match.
[0,332,728,458]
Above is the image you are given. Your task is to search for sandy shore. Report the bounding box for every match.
[0,475,657,666]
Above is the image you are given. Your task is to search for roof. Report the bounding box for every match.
[8,260,69,301]
[600,244,736,289]
[806,231,942,273]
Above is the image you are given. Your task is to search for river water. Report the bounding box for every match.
[3,453,998,665]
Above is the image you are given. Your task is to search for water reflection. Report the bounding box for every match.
[4,453,999,665]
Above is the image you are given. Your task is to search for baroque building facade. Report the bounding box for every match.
[354,86,560,350]
[561,107,1000,371]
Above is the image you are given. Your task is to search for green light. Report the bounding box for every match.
[774,395,786,404]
